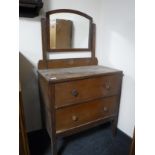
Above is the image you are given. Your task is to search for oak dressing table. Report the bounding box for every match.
[38,9,123,155]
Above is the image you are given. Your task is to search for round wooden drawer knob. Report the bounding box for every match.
[72,115,78,121]
[105,81,111,90]
[104,107,108,112]
[71,89,79,97]
[105,84,111,90]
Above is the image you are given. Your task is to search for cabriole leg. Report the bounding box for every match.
[111,118,118,137]
[51,138,57,155]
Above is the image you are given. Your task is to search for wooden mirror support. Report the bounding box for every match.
[38,9,98,69]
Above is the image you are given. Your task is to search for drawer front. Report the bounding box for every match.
[56,96,118,132]
[55,74,122,108]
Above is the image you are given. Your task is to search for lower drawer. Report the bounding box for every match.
[56,96,118,132]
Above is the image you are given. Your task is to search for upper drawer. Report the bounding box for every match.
[55,74,122,108]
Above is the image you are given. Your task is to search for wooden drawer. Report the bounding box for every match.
[55,74,121,108]
[56,96,118,133]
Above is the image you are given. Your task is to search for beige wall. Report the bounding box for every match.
[99,0,135,137]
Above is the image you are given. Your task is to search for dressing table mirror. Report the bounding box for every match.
[47,10,92,50]
[38,9,123,155]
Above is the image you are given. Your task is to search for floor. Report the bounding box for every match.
[28,123,131,155]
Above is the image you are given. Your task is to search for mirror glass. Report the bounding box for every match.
[49,13,90,50]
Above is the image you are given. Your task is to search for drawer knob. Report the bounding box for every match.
[104,107,108,112]
[72,115,78,121]
[105,82,111,90]
[71,89,79,97]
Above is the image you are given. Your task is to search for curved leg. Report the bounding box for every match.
[51,138,57,155]
[111,118,118,137]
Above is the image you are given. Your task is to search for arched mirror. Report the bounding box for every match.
[46,9,93,52]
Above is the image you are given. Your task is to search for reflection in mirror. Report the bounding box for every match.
[49,13,90,49]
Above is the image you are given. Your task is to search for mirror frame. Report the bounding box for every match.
[46,9,93,52]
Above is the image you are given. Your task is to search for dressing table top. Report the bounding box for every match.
[38,65,122,83]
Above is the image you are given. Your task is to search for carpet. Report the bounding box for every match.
[28,123,131,155]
